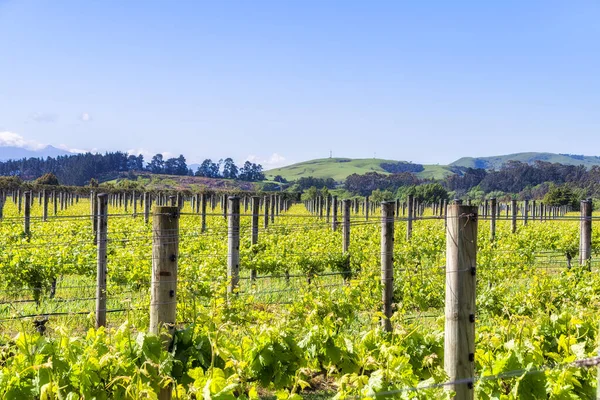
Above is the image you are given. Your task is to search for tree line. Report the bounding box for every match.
[0,152,264,186]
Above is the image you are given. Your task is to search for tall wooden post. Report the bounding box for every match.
[523,200,529,226]
[326,195,331,224]
[270,194,275,223]
[201,193,207,233]
[144,192,151,224]
[445,201,477,400]
[263,196,270,229]
[250,196,260,281]
[511,199,517,234]
[96,194,108,328]
[365,196,370,221]
[580,199,592,268]
[406,194,414,240]
[332,195,338,231]
[227,197,240,294]
[342,199,351,254]
[42,190,48,222]
[149,206,179,337]
[490,198,496,241]
[381,201,394,332]
[23,191,31,238]
[53,190,58,216]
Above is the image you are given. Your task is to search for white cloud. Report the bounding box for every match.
[31,112,57,123]
[0,131,46,150]
[246,153,289,169]
[79,112,92,122]
[56,144,93,154]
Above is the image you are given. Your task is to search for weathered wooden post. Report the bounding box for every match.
[227,197,240,294]
[17,190,22,214]
[332,195,338,231]
[445,200,477,400]
[223,194,228,219]
[201,193,207,233]
[144,192,151,224]
[251,196,260,281]
[96,193,108,328]
[365,196,370,221]
[42,190,48,222]
[523,200,529,226]
[53,190,58,216]
[342,199,351,254]
[263,196,270,229]
[406,194,414,240]
[270,194,275,223]
[149,205,179,338]
[580,199,592,268]
[381,201,394,332]
[490,198,496,241]
[511,199,518,233]
[326,195,331,224]
[23,191,31,238]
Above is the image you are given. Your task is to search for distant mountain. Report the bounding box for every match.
[450,152,600,170]
[0,145,73,161]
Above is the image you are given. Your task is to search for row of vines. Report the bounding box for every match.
[0,197,599,399]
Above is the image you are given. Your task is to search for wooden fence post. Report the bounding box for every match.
[342,199,351,254]
[511,199,517,234]
[23,191,31,238]
[149,206,179,336]
[326,195,331,224]
[149,205,179,400]
[228,197,241,294]
[263,196,270,229]
[523,200,529,226]
[365,196,370,221]
[42,190,48,222]
[445,201,477,400]
[406,194,414,240]
[201,193,207,233]
[270,194,275,223]
[490,198,496,241]
[96,194,108,328]
[144,192,151,224]
[580,199,592,268]
[332,195,338,231]
[251,196,260,281]
[381,201,394,332]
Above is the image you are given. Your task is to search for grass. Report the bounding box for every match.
[265,158,454,182]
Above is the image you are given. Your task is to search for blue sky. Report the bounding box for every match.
[1,0,599,168]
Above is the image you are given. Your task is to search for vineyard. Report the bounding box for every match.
[0,191,599,399]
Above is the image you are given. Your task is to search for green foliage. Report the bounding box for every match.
[408,183,448,203]
[0,199,599,399]
[35,173,60,186]
[544,185,578,208]
[370,189,393,202]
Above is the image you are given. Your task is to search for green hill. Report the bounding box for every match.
[265,158,455,182]
[450,152,600,170]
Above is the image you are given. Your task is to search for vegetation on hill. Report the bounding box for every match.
[265,158,455,182]
[0,152,265,186]
[451,152,600,170]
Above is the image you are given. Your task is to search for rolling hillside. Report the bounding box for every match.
[265,158,455,182]
[451,152,600,170]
